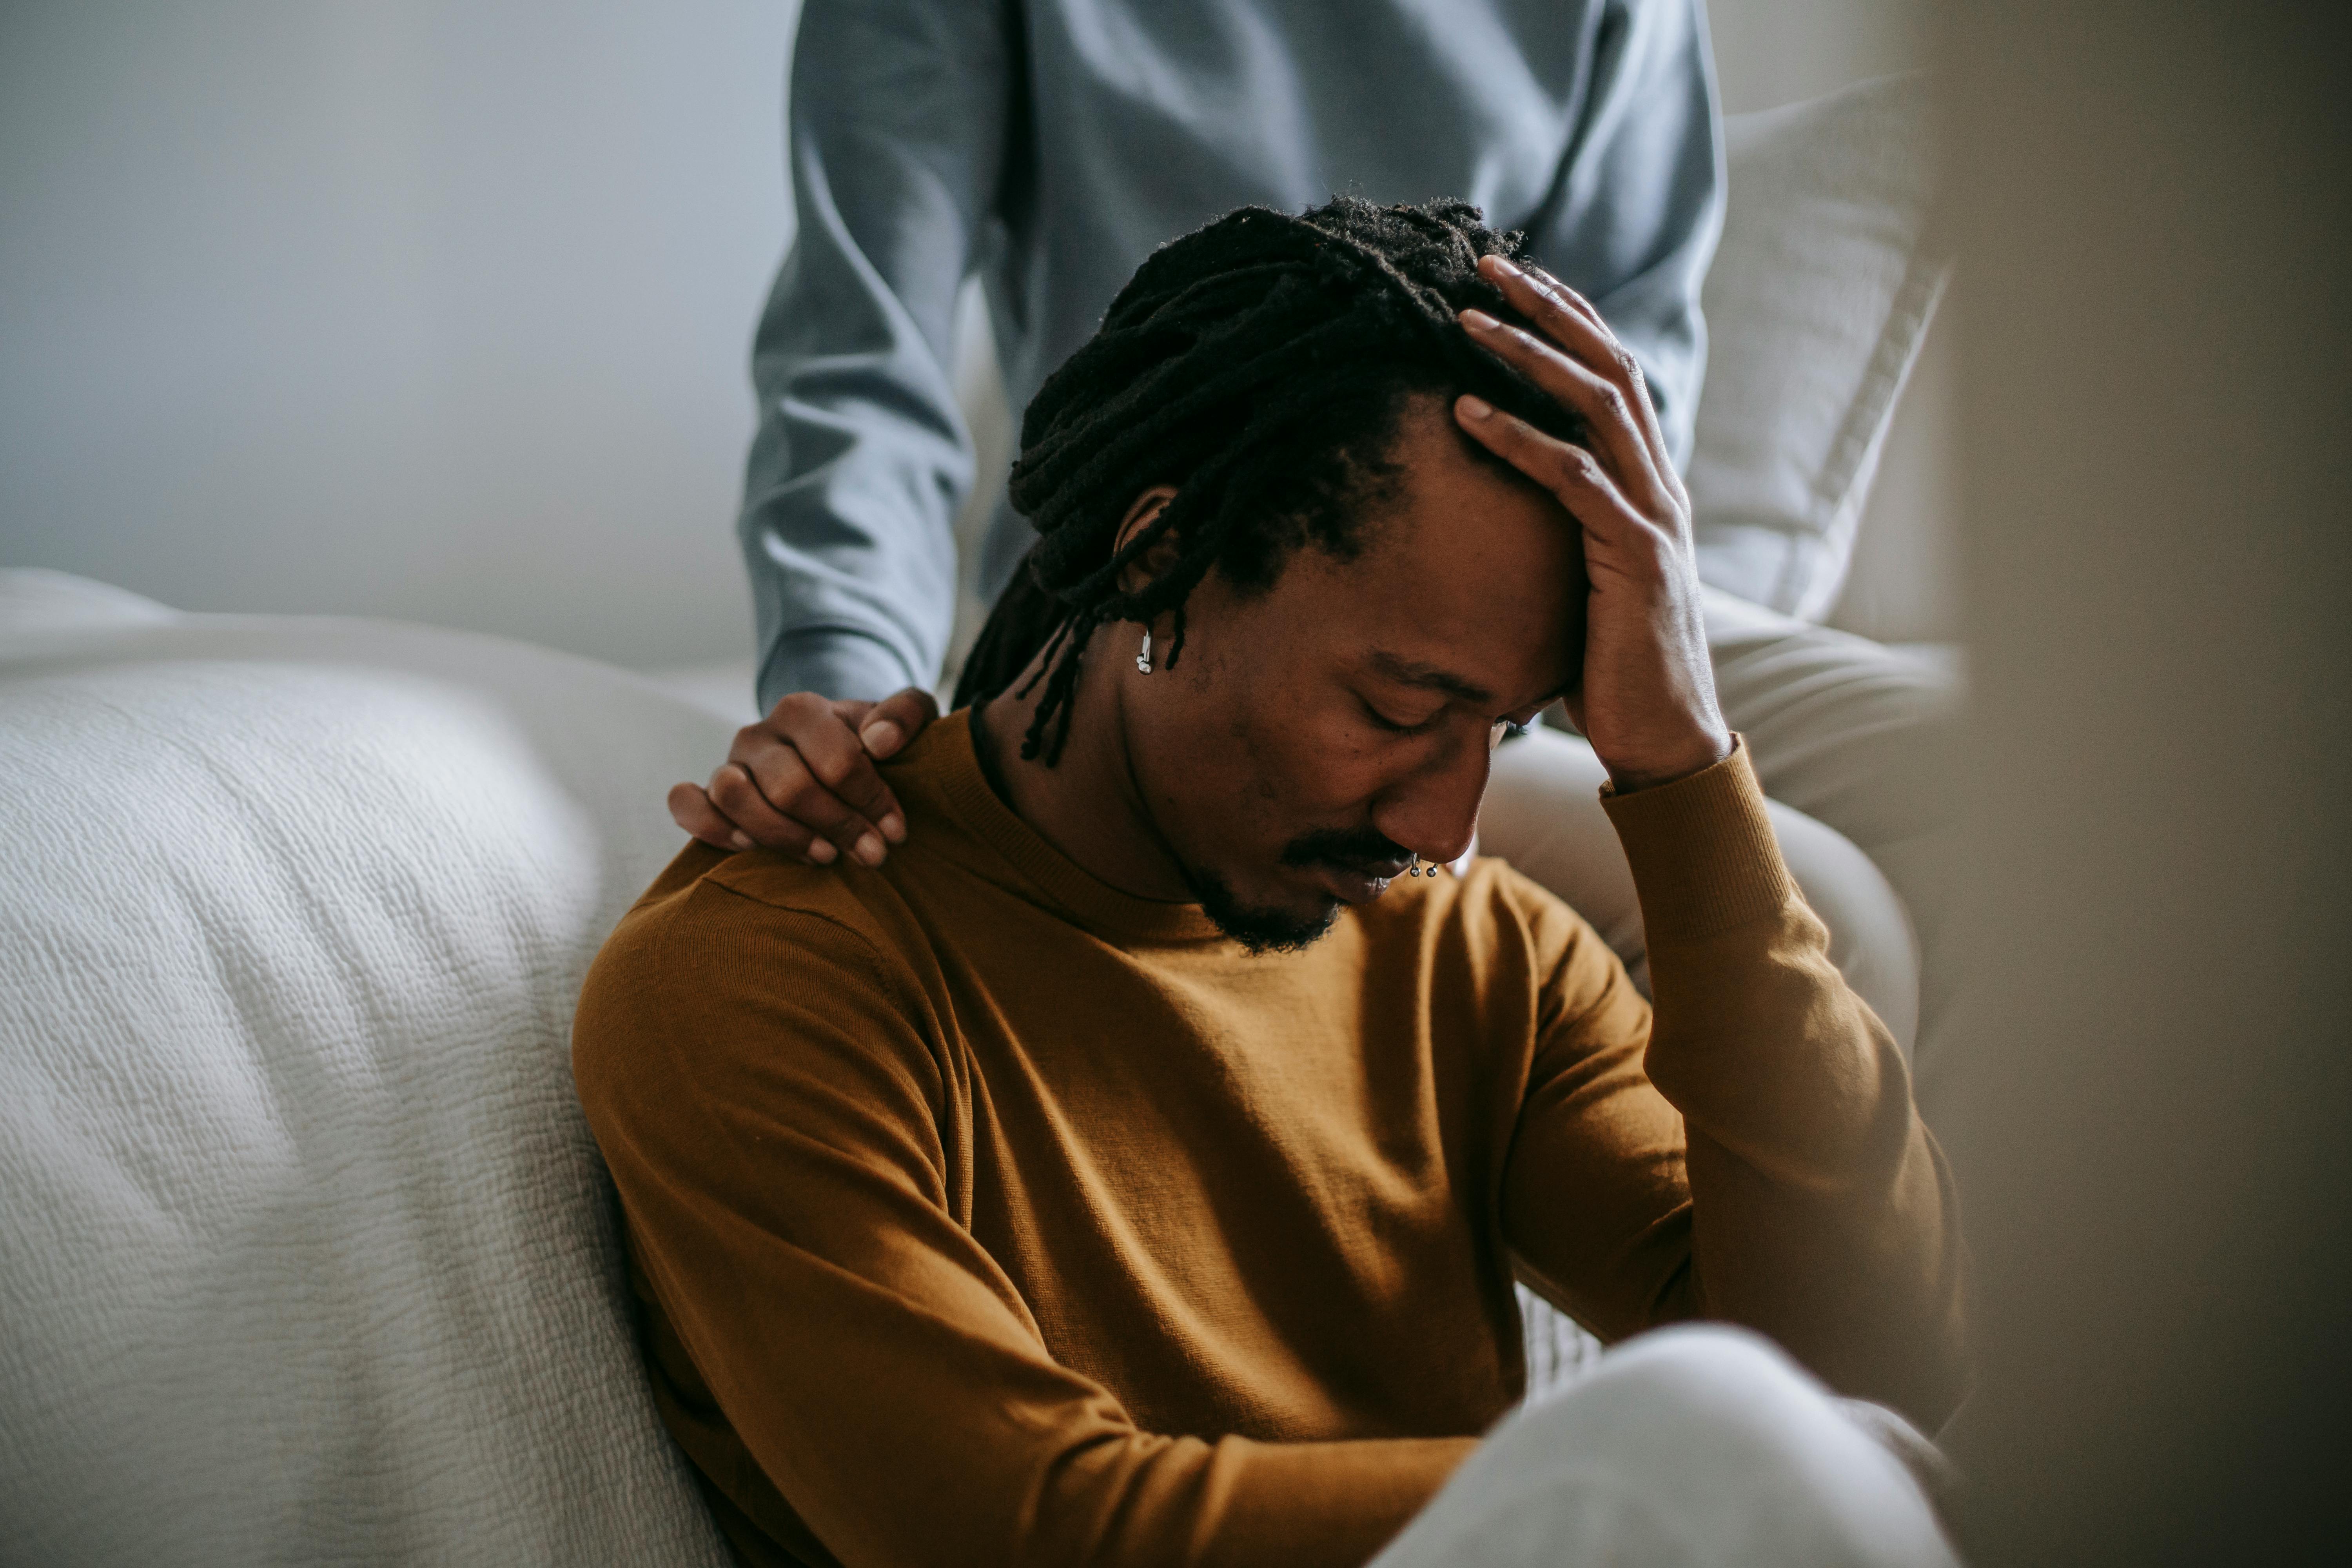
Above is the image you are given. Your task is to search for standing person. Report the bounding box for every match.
[682,0,1957,1079]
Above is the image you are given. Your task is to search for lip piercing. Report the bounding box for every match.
[1407,854,1424,877]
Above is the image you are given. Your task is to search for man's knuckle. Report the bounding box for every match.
[775,768,828,808]
[774,692,825,725]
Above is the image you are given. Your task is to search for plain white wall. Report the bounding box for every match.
[0,0,1945,675]
[0,1,796,671]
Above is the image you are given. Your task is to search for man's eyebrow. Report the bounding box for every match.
[1367,649,1493,706]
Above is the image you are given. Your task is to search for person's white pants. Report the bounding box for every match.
[1372,1327,1960,1568]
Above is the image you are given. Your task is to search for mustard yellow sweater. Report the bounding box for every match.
[573,713,1965,1568]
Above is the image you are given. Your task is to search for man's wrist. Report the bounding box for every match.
[1600,736,1797,939]
[1601,725,1735,795]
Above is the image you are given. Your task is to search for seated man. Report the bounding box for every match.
[574,199,1966,1568]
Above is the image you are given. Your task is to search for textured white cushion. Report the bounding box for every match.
[0,574,735,1566]
[1689,74,1949,621]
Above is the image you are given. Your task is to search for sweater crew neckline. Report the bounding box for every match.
[915,709,1227,948]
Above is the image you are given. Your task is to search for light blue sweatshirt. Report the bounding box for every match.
[746,0,1722,708]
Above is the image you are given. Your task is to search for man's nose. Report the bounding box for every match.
[1370,729,1492,867]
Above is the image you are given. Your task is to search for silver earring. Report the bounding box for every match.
[1136,628,1152,674]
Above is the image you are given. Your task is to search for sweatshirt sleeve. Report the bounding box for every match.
[1499,740,1969,1426]
[573,873,1471,1568]
[1523,0,1722,470]
[740,0,1013,709]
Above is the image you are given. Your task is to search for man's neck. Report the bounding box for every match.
[974,632,1195,903]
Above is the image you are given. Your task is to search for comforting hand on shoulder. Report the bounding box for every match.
[1453,253,1731,793]
[668,686,939,862]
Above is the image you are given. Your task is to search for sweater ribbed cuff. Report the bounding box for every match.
[757,628,925,711]
[1599,736,1798,940]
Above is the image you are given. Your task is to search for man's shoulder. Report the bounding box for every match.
[573,843,946,1127]
[598,840,913,989]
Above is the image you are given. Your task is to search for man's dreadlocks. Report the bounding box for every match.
[954,195,1588,764]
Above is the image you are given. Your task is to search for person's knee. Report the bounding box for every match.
[1461,1326,1956,1568]
[1548,1323,1828,1461]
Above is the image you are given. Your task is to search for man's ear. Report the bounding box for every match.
[1112,486,1182,597]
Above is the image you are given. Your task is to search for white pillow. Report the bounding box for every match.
[0,578,736,1566]
[1688,73,1949,621]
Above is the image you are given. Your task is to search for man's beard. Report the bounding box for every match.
[1184,824,1417,956]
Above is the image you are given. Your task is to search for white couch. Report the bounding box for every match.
[0,570,737,1564]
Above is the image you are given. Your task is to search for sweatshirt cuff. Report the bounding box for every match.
[757,628,925,711]
[1599,736,1799,941]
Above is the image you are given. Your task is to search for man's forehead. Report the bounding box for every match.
[1363,643,1577,712]
[1364,648,1492,705]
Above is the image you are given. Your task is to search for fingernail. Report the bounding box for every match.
[1459,308,1499,332]
[860,720,903,756]
[806,838,838,864]
[730,832,754,852]
[1486,253,1523,278]
[855,833,886,866]
[880,812,907,844]
[1459,395,1494,420]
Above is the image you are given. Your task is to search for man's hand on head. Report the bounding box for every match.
[667,686,940,864]
[1453,254,1733,793]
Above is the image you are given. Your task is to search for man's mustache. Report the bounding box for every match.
[1279,826,1415,878]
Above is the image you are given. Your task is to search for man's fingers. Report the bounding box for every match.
[1520,259,1682,507]
[1479,254,1681,504]
[768,700,907,854]
[724,752,884,869]
[1454,395,1667,566]
[728,738,889,865]
[856,686,940,771]
[669,778,825,861]
[705,760,844,863]
[669,782,748,851]
[1459,308,1658,507]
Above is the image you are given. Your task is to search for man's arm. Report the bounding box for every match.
[1498,745,1970,1426]
[1451,254,1964,1425]
[1526,0,1722,470]
[742,0,1013,710]
[575,866,1472,1568]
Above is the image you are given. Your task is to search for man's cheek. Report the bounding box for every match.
[1238,706,1360,818]
[1286,706,1393,812]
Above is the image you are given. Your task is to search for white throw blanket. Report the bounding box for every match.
[0,572,735,1565]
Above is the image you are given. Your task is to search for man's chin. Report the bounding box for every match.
[1189,871,1343,956]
